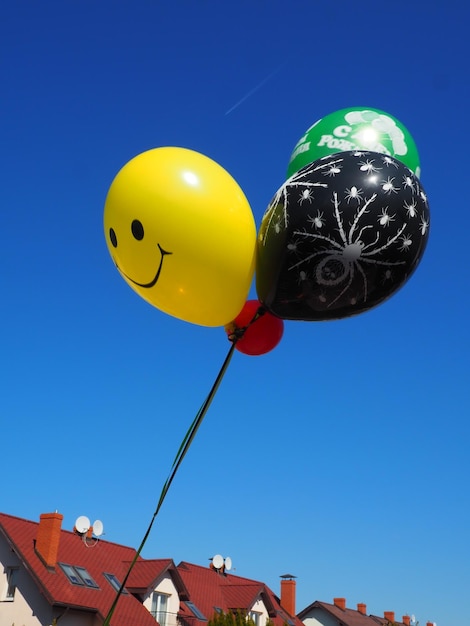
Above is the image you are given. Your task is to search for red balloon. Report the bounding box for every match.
[225,300,284,356]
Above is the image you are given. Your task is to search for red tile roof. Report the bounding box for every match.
[299,601,376,626]
[298,601,408,626]
[176,561,303,626]
[0,512,160,626]
[126,559,189,599]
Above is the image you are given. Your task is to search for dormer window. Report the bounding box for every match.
[248,611,261,626]
[151,591,169,626]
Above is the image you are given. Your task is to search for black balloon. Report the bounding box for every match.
[256,151,430,321]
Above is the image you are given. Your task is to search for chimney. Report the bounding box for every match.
[280,575,296,616]
[357,603,367,615]
[334,598,346,611]
[426,623,434,626]
[403,617,410,626]
[35,512,63,568]
[384,612,395,623]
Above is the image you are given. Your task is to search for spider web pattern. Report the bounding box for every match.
[257,151,430,319]
[258,158,336,243]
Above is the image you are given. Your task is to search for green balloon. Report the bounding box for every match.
[287,107,420,179]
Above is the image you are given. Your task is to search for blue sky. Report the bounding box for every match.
[1,2,469,625]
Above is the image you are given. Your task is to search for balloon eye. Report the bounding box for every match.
[131,220,144,240]
[109,228,118,248]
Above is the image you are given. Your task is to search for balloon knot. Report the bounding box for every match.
[227,325,247,343]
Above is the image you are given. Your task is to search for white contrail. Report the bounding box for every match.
[225,62,286,115]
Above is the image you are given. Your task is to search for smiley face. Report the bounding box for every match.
[107,218,172,288]
[103,147,257,327]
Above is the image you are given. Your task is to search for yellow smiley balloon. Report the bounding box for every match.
[103,147,257,327]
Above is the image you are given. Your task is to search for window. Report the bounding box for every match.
[248,612,261,626]
[59,563,84,586]
[3,567,18,600]
[75,566,99,588]
[185,601,207,620]
[103,573,128,594]
[152,592,169,626]
[58,563,99,588]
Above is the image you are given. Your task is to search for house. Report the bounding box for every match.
[175,561,302,626]
[0,511,302,626]
[0,510,188,625]
[298,598,434,626]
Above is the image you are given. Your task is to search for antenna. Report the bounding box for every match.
[92,520,104,537]
[74,515,103,547]
[75,515,90,534]
[224,556,232,571]
[212,554,224,570]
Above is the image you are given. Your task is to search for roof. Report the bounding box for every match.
[126,558,189,599]
[0,512,167,626]
[299,601,376,626]
[176,561,303,626]
[298,601,408,626]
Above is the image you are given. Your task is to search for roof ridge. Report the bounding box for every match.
[176,560,266,585]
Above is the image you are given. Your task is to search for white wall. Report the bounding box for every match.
[142,571,181,626]
[302,609,339,626]
[249,596,270,626]
[0,534,52,626]
[0,535,98,626]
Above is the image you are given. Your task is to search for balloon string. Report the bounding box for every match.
[102,341,237,626]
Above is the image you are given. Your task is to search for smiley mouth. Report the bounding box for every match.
[115,244,172,288]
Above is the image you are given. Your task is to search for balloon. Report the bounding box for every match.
[287,107,420,179]
[225,300,284,355]
[257,151,430,321]
[104,147,257,327]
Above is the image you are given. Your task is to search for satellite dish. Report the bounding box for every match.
[225,556,232,571]
[212,554,224,569]
[75,515,90,534]
[92,520,104,537]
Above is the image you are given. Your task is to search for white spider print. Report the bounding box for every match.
[345,186,363,203]
[404,200,418,218]
[308,210,325,229]
[377,208,396,227]
[299,188,315,204]
[382,155,400,169]
[402,174,415,191]
[359,159,381,175]
[323,163,342,177]
[273,219,282,234]
[382,177,399,194]
[419,215,429,235]
[289,192,407,307]
[399,233,413,251]
[260,161,329,243]
[287,237,303,257]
